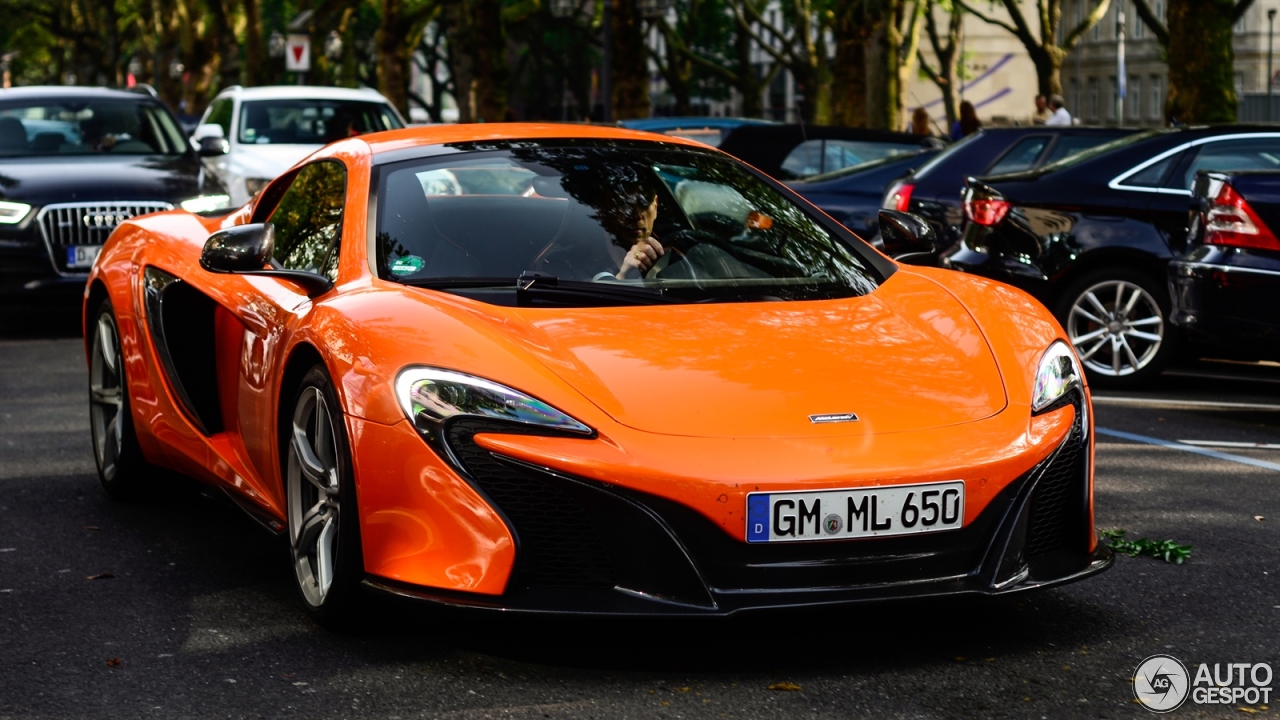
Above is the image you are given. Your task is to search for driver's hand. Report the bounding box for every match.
[617,236,665,279]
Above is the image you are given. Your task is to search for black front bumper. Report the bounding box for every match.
[1170,248,1280,359]
[367,404,1110,616]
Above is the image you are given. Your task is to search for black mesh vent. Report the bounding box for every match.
[445,419,615,588]
[1025,413,1086,559]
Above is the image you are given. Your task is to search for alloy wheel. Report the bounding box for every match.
[89,313,125,481]
[1066,279,1164,378]
[287,386,342,608]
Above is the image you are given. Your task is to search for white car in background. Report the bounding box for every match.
[191,85,405,206]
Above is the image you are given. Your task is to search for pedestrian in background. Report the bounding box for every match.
[1032,95,1051,125]
[910,107,931,136]
[1045,94,1072,126]
[951,101,980,141]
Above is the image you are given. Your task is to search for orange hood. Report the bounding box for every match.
[487,270,1007,439]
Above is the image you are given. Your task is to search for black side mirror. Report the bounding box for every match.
[201,223,333,295]
[878,209,943,266]
[197,136,229,157]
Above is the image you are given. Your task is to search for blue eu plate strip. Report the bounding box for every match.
[746,494,770,542]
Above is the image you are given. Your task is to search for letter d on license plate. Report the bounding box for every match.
[746,480,964,543]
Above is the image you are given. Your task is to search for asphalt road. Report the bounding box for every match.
[1,303,1277,719]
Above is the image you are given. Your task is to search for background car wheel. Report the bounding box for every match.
[285,365,363,628]
[89,299,151,499]
[1055,269,1179,389]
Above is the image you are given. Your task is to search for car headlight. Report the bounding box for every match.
[1031,341,1082,414]
[0,201,32,225]
[395,367,592,438]
[180,194,233,213]
[244,178,272,197]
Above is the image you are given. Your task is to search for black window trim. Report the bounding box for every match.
[1109,132,1280,196]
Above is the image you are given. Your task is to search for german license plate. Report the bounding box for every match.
[746,481,965,543]
[66,245,102,269]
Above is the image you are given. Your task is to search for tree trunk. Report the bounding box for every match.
[473,0,508,122]
[1031,45,1064,97]
[734,27,764,117]
[831,4,870,127]
[378,0,410,116]
[1166,0,1237,123]
[611,0,650,120]
[243,0,264,86]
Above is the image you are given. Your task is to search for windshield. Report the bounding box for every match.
[375,142,885,306]
[238,99,402,144]
[1034,130,1162,173]
[0,99,188,157]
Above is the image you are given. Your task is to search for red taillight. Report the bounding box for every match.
[1204,182,1280,250]
[964,196,1011,226]
[887,183,914,212]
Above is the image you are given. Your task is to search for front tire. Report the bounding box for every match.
[285,365,363,628]
[89,299,150,499]
[1055,269,1179,389]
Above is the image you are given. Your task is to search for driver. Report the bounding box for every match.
[596,180,666,281]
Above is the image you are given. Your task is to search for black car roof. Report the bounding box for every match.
[977,125,1133,136]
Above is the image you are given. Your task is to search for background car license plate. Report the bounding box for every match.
[66,245,101,269]
[746,481,964,542]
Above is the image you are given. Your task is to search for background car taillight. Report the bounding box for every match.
[1204,182,1280,250]
[964,196,1011,227]
[884,182,914,212]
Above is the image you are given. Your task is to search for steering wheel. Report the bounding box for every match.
[643,229,733,280]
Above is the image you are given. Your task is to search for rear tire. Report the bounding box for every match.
[1055,268,1179,389]
[284,365,364,629]
[89,299,151,499]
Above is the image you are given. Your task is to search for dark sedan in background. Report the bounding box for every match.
[789,149,941,240]
[883,127,1135,248]
[617,116,774,147]
[953,126,1280,387]
[0,86,228,297]
[718,124,940,181]
[1170,170,1280,359]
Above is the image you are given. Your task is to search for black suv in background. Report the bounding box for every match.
[883,127,1135,248]
[0,87,228,298]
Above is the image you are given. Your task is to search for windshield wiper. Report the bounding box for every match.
[400,273,675,306]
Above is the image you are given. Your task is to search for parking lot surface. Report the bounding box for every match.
[0,305,1277,719]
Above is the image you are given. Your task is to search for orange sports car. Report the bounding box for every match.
[83,124,1110,624]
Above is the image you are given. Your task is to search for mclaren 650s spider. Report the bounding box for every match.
[83,124,1110,625]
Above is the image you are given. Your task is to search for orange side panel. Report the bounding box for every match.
[352,418,515,595]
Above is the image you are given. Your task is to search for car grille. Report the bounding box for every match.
[1025,411,1088,559]
[37,201,172,274]
[446,419,616,588]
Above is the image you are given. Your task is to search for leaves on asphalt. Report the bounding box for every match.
[106,658,120,667]
[86,573,115,580]
[1100,529,1192,564]
[768,682,802,692]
